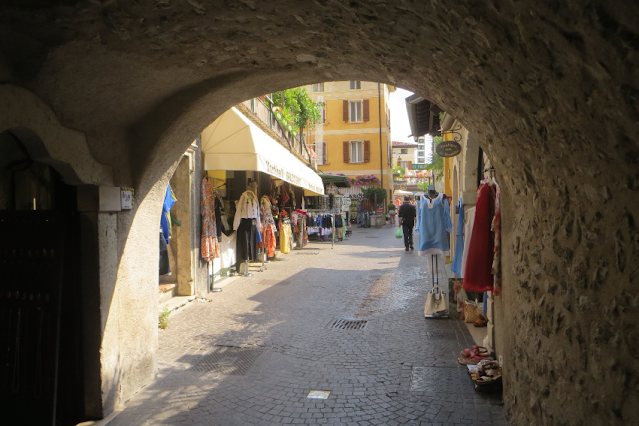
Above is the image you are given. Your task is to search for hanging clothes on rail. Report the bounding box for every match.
[463,181,496,293]
[259,195,277,257]
[160,184,176,245]
[416,192,453,256]
[451,198,465,277]
[201,177,220,261]
[234,190,261,271]
[280,221,292,254]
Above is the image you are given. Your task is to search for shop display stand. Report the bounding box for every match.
[305,209,340,249]
[426,254,449,318]
[208,261,222,292]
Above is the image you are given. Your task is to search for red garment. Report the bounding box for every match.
[463,183,496,293]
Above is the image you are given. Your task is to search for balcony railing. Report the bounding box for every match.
[240,98,314,168]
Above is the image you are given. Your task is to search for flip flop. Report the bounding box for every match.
[473,346,490,358]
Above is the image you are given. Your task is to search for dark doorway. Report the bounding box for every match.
[0,130,85,426]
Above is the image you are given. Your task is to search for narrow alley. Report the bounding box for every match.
[105,225,505,426]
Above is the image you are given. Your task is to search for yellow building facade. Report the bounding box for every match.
[305,81,395,201]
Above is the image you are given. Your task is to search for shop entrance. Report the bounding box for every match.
[0,129,85,426]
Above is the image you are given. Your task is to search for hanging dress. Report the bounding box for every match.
[200,177,220,261]
[450,197,465,277]
[417,193,453,256]
[463,182,496,293]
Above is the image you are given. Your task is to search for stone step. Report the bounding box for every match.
[158,283,176,305]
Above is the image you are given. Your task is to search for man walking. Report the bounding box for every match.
[398,196,416,251]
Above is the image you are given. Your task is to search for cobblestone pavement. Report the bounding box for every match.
[107,224,505,426]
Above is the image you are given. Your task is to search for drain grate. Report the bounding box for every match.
[295,251,319,255]
[189,346,266,375]
[327,319,369,330]
[420,331,458,340]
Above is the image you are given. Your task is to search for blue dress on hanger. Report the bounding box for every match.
[451,198,464,276]
[417,193,453,256]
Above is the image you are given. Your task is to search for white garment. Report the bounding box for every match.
[220,232,236,268]
[461,206,476,277]
[233,190,261,232]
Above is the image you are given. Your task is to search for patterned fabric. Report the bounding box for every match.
[201,177,220,261]
[260,196,275,225]
[265,222,277,257]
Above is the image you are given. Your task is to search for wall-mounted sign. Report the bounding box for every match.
[121,189,133,209]
[411,164,427,170]
[435,141,462,157]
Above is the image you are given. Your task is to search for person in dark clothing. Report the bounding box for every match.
[398,196,417,251]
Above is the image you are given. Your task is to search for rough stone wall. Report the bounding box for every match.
[1,0,639,423]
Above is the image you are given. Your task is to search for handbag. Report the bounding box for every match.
[395,226,403,239]
[464,300,482,323]
[424,285,449,317]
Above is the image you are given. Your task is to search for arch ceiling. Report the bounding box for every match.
[1,1,638,424]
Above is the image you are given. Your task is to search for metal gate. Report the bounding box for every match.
[0,211,68,425]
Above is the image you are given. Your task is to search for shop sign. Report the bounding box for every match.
[435,141,462,157]
[264,158,324,195]
[411,164,427,170]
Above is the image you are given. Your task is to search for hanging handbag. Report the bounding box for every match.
[424,285,449,317]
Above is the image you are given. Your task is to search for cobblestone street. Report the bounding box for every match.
[106,225,505,426]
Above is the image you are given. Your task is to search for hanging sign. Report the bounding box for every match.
[435,141,462,157]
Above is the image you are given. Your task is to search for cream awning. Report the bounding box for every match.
[201,107,324,195]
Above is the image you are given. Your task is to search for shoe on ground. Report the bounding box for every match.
[405,248,409,251]
[410,246,414,250]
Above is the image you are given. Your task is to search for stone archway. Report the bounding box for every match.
[1,1,639,424]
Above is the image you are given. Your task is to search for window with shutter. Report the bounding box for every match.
[322,141,328,164]
[343,141,350,163]
[343,100,348,122]
[364,140,371,163]
[363,99,369,122]
[349,101,362,122]
[350,140,364,163]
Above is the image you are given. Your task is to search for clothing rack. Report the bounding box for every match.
[304,209,342,249]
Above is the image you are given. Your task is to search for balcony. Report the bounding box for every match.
[239,98,316,169]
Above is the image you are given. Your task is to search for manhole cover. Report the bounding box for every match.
[421,331,458,340]
[190,346,266,375]
[327,319,369,330]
